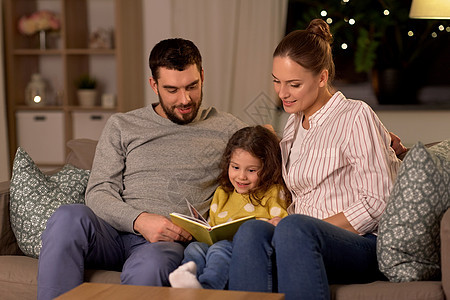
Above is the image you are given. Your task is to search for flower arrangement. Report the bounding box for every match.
[18,10,60,36]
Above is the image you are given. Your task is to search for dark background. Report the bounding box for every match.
[285,0,450,104]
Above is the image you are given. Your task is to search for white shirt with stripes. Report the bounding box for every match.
[281,91,401,234]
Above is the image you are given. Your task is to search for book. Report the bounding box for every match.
[170,200,255,245]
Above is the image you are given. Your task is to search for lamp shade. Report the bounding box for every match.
[409,0,450,19]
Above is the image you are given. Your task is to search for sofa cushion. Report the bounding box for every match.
[9,147,90,258]
[377,140,450,282]
[331,281,444,300]
[66,138,98,170]
[0,255,121,300]
[0,181,22,255]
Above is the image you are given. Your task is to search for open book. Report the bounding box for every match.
[170,200,255,245]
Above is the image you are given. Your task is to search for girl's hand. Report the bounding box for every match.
[267,217,282,226]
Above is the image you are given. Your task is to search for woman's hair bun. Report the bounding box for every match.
[306,19,333,44]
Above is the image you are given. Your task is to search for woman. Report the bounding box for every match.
[228,19,401,300]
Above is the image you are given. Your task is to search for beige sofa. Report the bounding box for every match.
[0,139,447,299]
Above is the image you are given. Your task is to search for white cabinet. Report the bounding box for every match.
[72,111,113,140]
[16,111,65,165]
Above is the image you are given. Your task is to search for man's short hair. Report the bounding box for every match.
[149,38,202,81]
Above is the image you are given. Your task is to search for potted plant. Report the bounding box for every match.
[76,74,97,107]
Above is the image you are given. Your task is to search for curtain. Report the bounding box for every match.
[171,0,288,130]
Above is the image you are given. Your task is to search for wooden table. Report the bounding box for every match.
[56,282,285,300]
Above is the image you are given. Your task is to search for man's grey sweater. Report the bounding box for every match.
[85,104,246,233]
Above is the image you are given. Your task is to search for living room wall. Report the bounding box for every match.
[0,10,10,182]
[1,0,448,182]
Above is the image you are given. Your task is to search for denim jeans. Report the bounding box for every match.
[182,240,233,289]
[229,214,385,300]
[37,204,185,300]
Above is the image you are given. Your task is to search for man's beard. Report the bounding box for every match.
[158,90,203,125]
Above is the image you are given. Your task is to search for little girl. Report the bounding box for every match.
[169,125,291,289]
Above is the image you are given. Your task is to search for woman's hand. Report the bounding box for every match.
[389,132,407,156]
[323,212,359,234]
[133,212,192,243]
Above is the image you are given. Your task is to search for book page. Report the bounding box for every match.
[186,199,208,225]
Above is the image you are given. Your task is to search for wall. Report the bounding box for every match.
[142,0,172,106]
[377,110,450,147]
[335,82,450,147]
[1,0,449,181]
[277,109,450,148]
[0,7,10,182]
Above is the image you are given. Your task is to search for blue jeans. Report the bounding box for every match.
[37,204,185,300]
[229,215,385,300]
[182,240,233,289]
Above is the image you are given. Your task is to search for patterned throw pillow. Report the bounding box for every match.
[377,140,450,282]
[9,147,90,258]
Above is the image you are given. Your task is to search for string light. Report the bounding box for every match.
[431,32,438,38]
[349,18,355,25]
[383,10,390,16]
[341,43,348,50]
[326,18,333,24]
[438,25,444,31]
[321,10,327,17]
[408,31,414,37]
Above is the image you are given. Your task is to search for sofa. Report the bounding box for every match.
[0,139,447,300]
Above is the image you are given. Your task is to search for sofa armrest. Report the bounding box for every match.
[0,180,22,255]
[441,208,450,297]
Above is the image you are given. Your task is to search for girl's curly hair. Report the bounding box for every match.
[218,125,291,206]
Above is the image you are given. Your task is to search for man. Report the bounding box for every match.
[37,38,246,300]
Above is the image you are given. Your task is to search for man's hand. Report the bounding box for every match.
[389,132,408,156]
[133,212,192,243]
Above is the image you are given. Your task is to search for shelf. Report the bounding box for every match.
[14,105,117,113]
[13,49,62,55]
[65,49,115,55]
[13,49,116,55]
[4,0,144,167]
[14,105,63,111]
[67,106,116,112]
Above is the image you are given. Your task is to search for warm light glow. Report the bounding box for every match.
[341,43,348,49]
[33,95,42,103]
[384,10,390,16]
[326,18,333,24]
[321,10,327,17]
[447,26,450,32]
[409,0,450,19]
[439,25,445,31]
[431,32,438,38]
[342,0,349,3]
[408,31,414,37]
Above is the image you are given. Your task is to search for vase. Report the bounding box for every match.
[25,73,46,106]
[77,89,97,107]
[39,30,46,50]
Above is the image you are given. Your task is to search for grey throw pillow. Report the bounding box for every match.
[377,140,450,282]
[9,147,90,258]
